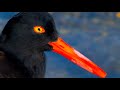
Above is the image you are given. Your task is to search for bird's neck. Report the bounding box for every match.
[0,44,46,78]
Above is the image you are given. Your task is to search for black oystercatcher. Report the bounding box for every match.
[0,12,107,78]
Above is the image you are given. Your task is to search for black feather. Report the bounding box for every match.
[0,12,58,78]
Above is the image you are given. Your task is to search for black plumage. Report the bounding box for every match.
[0,12,58,78]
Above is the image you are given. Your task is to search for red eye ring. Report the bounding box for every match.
[33,26,45,34]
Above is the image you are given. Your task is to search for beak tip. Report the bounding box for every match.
[102,72,107,78]
[97,70,107,78]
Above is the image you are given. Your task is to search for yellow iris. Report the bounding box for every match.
[33,26,45,34]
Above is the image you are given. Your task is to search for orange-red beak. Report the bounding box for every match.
[48,37,107,78]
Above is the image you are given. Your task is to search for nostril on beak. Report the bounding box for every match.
[60,45,64,48]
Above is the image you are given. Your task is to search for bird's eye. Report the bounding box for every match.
[33,26,45,34]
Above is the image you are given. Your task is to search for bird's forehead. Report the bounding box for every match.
[21,12,53,23]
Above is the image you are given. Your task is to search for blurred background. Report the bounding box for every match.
[0,12,120,78]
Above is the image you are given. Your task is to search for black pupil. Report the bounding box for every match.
[38,28,40,31]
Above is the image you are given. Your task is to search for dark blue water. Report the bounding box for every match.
[0,12,120,78]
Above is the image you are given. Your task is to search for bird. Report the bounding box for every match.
[0,12,107,78]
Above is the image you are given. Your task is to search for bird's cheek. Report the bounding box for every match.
[46,30,58,42]
[37,44,53,52]
[44,44,53,51]
[49,33,58,42]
